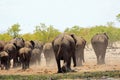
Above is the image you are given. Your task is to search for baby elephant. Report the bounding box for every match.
[0,51,10,70]
[19,47,32,70]
[19,40,35,70]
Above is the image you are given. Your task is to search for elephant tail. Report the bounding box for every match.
[57,37,64,57]
[57,45,61,57]
[22,53,25,59]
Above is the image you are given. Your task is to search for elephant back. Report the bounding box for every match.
[43,43,52,50]
[9,37,25,50]
[0,51,8,57]
[19,47,31,55]
[24,41,33,49]
[4,43,16,52]
[76,37,86,49]
[91,33,108,44]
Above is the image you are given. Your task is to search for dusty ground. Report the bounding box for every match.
[0,44,120,75]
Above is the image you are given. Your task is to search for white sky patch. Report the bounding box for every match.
[0,0,120,34]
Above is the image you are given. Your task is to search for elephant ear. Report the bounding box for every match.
[30,40,35,48]
[103,33,109,39]
[20,37,25,43]
[13,43,18,49]
[70,33,77,44]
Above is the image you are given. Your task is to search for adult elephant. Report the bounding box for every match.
[4,43,17,68]
[71,34,86,66]
[52,33,76,73]
[0,40,6,67]
[42,42,55,66]
[0,51,9,70]
[91,33,109,65]
[0,40,6,52]
[10,37,25,66]
[19,40,35,70]
[30,40,43,65]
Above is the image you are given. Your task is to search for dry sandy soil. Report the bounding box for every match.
[0,44,120,75]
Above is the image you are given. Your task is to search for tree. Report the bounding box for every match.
[33,23,61,42]
[7,23,21,38]
[116,14,120,22]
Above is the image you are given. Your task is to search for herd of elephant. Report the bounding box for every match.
[0,32,109,73]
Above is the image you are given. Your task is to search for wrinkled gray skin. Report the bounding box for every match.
[4,43,17,69]
[10,37,25,67]
[91,33,109,65]
[42,42,55,66]
[71,34,86,66]
[52,34,76,73]
[0,41,6,52]
[0,51,9,70]
[19,40,35,70]
[30,40,43,65]
[0,41,6,67]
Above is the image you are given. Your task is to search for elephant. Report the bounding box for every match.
[42,42,55,66]
[70,34,86,66]
[0,40,6,52]
[0,40,6,67]
[52,33,76,73]
[0,51,10,70]
[4,43,18,68]
[19,40,35,70]
[30,40,43,65]
[91,33,109,65]
[10,37,25,50]
[10,37,25,66]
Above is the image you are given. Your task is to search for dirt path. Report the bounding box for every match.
[0,48,120,75]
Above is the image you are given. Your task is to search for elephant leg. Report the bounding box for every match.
[56,58,62,73]
[95,51,101,65]
[46,58,50,66]
[72,52,76,67]
[96,54,99,64]
[79,51,83,66]
[82,50,85,63]
[13,57,18,68]
[38,56,41,65]
[5,62,8,70]
[22,61,26,70]
[27,58,30,69]
[1,58,4,70]
[76,56,78,66]
[67,56,72,72]
[101,52,106,64]
[5,57,10,70]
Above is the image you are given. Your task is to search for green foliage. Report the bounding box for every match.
[7,23,21,38]
[0,33,12,41]
[1,23,120,43]
[64,24,120,43]
[21,33,34,41]
[0,70,120,80]
[116,14,120,22]
[33,23,61,42]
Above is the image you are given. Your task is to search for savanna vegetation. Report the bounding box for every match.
[0,22,120,44]
[0,14,120,80]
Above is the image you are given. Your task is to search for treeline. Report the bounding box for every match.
[0,23,120,43]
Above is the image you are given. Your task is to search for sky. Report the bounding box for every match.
[0,0,120,34]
